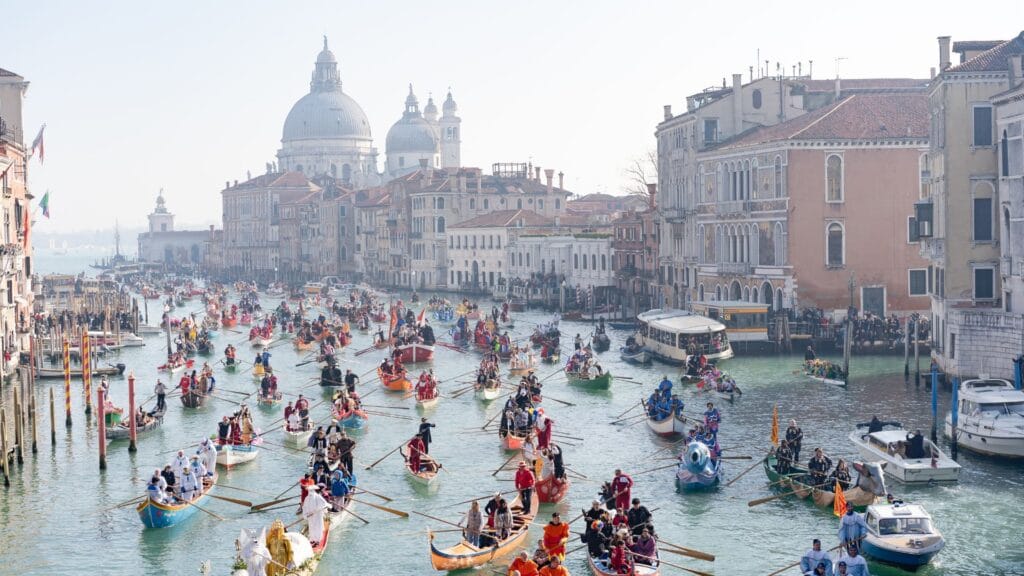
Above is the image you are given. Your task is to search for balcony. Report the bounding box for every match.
[716,262,752,276]
[716,200,748,216]
[409,232,423,239]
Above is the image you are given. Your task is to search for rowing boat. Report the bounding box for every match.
[106,407,166,440]
[501,432,524,451]
[536,471,570,504]
[284,426,314,446]
[566,370,613,389]
[378,367,412,392]
[675,441,722,491]
[393,343,435,364]
[250,336,273,349]
[644,409,688,438]
[588,552,660,575]
[476,380,502,401]
[36,363,127,379]
[428,492,538,570]
[401,445,441,486]
[620,346,651,365]
[416,393,440,410]
[762,454,886,512]
[160,359,194,376]
[334,408,368,429]
[215,443,260,469]
[256,390,283,407]
[136,473,217,529]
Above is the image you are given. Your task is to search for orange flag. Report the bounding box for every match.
[833,480,847,517]
[770,405,779,446]
[417,307,426,326]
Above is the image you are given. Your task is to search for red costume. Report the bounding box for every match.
[612,472,633,510]
[407,436,426,472]
[610,544,630,573]
[536,416,553,450]
[179,375,190,394]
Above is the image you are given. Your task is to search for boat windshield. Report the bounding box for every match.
[878,517,934,535]
[978,401,1024,416]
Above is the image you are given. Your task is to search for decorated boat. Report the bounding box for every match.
[675,441,722,491]
[849,425,960,483]
[393,343,435,364]
[861,502,945,569]
[378,367,413,392]
[762,454,886,512]
[400,445,440,486]
[106,407,166,440]
[160,358,194,376]
[256,390,283,407]
[588,553,660,576]
[232,520,323,576]
[566,370,613,389]
[428,492,538,570]
[802,360,846,387]
[136,473,217,529]
[334,408,368,429]
[180,384,209,409]
[215,443,260,469]
[536,469,570,504]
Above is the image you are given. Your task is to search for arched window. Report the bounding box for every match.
[436,197,445,209]
[762,282,773,307]
[774,222,785,266]
[752,89,762,109]
[698,284,705,301]
[342,164,351,183]
[574,254,579,269]
[752,286,759,303]
[330,163,337,177]
[601,254,607,270]
[526,253,531,267]
[827,222,844,267]
[715,285,722,300]
[826,155,844,202]
[591,255,597,270]
[436,216,446,233]
[582,254,588,269]
[775,288,784,310]
[774,156,783,198]
[742,286,750,301]
[730,281,741,300]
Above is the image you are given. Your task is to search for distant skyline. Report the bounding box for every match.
[7,1,1022,232]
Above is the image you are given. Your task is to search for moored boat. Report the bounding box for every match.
[944,378,1024,458]
[106,407,166,440]
[36,363,127,379]
[428,492,538,570]
[762,454,886,512]
[136,473,217,529]
[861,502,945,569]
[215,443,260,469]
[849,425,960,483]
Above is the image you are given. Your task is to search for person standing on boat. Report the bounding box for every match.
[804,345,817,362]
[464,501,483,547]
[536,413,554,450]
[627,498,653,537]
[786,419,804,462]
[515,461,536,514]
[160,465,177,495]
[775,440,795,474]
[837,505,869,550]
[658,375,673,399]
[172,450,190,483]
[189,455,207,481]
[838,543,869,576]
[406,433,426,473]
[154,379,166,411]
[329,468,351,511]
[295,395,310,429]
[830,459,852,491]
[336,430,356,475]
[483,493,501,545]
[302,484,329,546]
[541,512,569,561]
[494,498,513,540]
[808,448,834,487]
[179,465,199,501]
[261,350,272,370]
[612,469,633,511]
[418,418,436,454]
[146,475,170,504]
[800,539,832,575]
[704,402,721,434]
[198,439,217,477]
[344,369,358,393]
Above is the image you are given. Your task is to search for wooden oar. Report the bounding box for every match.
[351,486,394,502]
[365,441,406,470]
[481,409,503,431]
[611,412,648,425]
[720,455,752,460]
[214,483,274,498]
[410,510,464,530]
[444,488,521,508]
[629,551,712,576]
[183,499,225,521]
[102,496,144,512]
[362,404,410,410]
[542,394,575,407]
[725,457,764,488]
[349,497,409,518]
[765,537,864,576]
[492,452,521,477]
[748,481,826,507]
[208,493,253,507]
[634,463,678,476]
[657,540,716,562]
[614,401,643,419]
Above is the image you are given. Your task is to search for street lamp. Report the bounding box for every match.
[163,304,172,357]
[560,280,566,313]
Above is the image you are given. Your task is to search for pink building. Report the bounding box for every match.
[692,90,932,317]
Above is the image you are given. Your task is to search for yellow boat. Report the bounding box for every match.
[428,492,538,571]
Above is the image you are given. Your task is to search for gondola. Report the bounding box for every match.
[136,473,217,529]
[428,492,538,570]
[105,407,166,440]
[592,333,611,352]
[256,390,283,407]
[566,370,613,389]
[400,445,440,486]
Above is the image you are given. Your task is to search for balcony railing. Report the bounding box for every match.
[716,262,752,275]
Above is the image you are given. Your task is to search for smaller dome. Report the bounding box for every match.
[424,96,438,122]
[317,36,336,63]
[443,90,458,115]
[386,116,438,154]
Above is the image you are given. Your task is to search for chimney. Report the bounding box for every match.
[930,67,936,80]
[1010,55,1023,88]
[938,36,951,71]
[544,169,554,195]
[558,171,564,190]
[234,180,238,187]
[418,158,428,169]
[732,73,743,136]
[646,183,657,209]
[535,166,541,181]
[225,181,230,189]
[663,104,673,121]
[834,77,841,99]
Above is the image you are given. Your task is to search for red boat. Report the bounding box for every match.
[393,343,434,364]
[536,472,570,503]
[223,316,238,328]
[378,367,413,391]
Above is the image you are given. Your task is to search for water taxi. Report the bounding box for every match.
[945,378,1024,458]
[849,426,960,483]
[635,309,732,365]
[861,502,945,569]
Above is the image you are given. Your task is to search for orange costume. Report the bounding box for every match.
[538,565,570,576]
[508,557,539,576]
[542,521,570,559]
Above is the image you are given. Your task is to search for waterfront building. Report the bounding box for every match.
[0,67,34,374]
[918,33,1024,379]
[656,71,929,310]
[136,191,213,268]
[612,185,661,316]
[566,192,647,225]
[691,88,931,317]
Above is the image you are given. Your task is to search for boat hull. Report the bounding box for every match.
[215,444,259,469]
[645,413,688,438]
[849,431,960,483]
[944,419,1024,458]
[588,554,660,576]
[136,475,217,529]
[284,428,313,446]
[336,410,368,429]
[620,348,652,365]
[395,344,435,364]
[429,493,538,571]
[862,535,944,568]
[762,455,879,512]
[476,385,501,401]
[536,474,570,503]
[106,410,165,440]
[378,368,413,391]
[566,371,613,388]
[501,433,524,451]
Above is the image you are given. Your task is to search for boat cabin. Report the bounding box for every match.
[690,301,769,343]
[866,503,935,536]
[636,308,733,365]
[957,379,1024,417]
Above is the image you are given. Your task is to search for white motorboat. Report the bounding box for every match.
[861,502,945,569]
[944,378,1024,458]
[849,428,960,483]
[120,334,146,347]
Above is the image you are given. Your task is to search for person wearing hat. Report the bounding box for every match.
[172,449,190,484]
[515,460,537,514]
[418,417,436,454]
[627,498,653,537]
[179,464,199,502]
[800,539,832,575]
[301,482,329,546]
[146,475,170,504]
[189,454,207,480]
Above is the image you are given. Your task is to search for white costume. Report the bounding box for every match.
[302,488,329,545]
[180,468,199,501]
[838,554,869,576]
[800,547,832,575]
[199,440,217,476]
[172,451,190,483]
[288,412,300,432]
[191,457,207,479]
[147,481,169,504]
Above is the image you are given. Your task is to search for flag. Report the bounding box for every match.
[770,405,779,446]
[40,191,50,218]
[22,206,30,249]
[30,124,46,163]
[417,307,426,326]
[833,480,847,517]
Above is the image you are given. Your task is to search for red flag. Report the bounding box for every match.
[22,207,30,249]
[417,307,426,326]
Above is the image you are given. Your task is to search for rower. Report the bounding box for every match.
[147,475,170,504]
[703,402,721,433]
[807,448,833,487]
[799,539,832,576]
[786,419,804,462]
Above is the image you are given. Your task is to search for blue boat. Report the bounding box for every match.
[674,441,722,491]
[861,502,945,568]
[336,409,367,429]
[136,474,217,528]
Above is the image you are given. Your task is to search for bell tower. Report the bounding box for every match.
[148,189,174,233]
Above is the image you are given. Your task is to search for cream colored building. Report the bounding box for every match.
[919,33,1024,379]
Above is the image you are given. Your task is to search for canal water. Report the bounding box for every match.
[1,291,1021,576]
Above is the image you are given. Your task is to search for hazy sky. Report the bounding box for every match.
[7,1,1022,232]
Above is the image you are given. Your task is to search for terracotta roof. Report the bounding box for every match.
[946,32,1024,73]
[953,40,1004,53]
[719,92,929,150]
[450,209,552,229]
[353,188,390,207]
[270,171,316,188]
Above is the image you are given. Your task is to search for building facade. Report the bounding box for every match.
[612,185,661,316]
[0,66,34,373]
[919,33,1024,379]
[137,191,212,267]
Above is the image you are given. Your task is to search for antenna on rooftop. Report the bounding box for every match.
[835,57,848,78]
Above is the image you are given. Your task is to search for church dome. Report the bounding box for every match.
[386,85,439,154]
[282,37,372,143]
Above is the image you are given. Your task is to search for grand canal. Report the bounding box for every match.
[1,287,1022,575]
